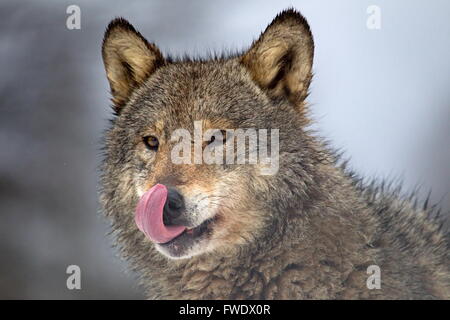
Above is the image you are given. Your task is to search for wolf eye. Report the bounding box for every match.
[206,130,227,145]
[143,136,159,151]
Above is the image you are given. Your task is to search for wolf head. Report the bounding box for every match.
[100,9,322,260]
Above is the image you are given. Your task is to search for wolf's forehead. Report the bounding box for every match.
[123,59,277,136]
[161,61,251,97]
[137,61,260,114]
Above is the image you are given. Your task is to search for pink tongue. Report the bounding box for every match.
[135,184,186,244]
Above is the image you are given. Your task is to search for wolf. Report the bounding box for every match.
[99,9,450,299]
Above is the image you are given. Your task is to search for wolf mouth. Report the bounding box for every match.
[159,217,214,247]
[135,183,219,253]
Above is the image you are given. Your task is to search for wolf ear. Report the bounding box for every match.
[241,9,314,110]
[102,18,165,112]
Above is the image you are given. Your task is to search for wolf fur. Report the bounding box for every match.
[99,9,450,299]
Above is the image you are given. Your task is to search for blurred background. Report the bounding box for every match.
[0,0,449,299]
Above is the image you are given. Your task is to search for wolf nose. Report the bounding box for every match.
[163,188,185,226]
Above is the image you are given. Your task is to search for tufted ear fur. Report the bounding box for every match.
[102,18,165,112]
[241,9,314,110]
